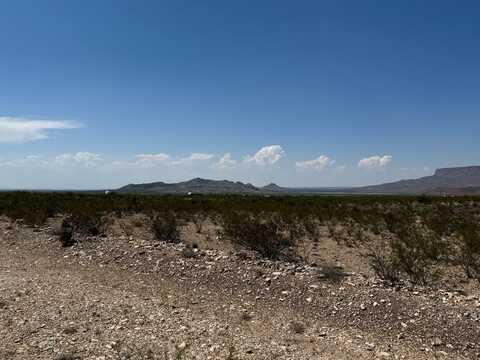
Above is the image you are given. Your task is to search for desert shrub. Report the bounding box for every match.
[59,219,75,247]
[23,208,50,226]
[181,246,195,258]
[359,208,443,285]
[70,211,105,237]
[192,212,207,233]
[290,321,306,334]
[367,237,435,285]
[221,211,293,260]
[417,194,433,204]
[240,312,253,321]
[281,213,319,244]
[390,238,437,285]
[380,213,446,285]
[319,264,348,283]
[367,246,401,284]
[132,218,144,227]
[457,221,480,280]
[151,212,179,243]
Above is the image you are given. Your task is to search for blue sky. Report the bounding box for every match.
[0,0,479,189]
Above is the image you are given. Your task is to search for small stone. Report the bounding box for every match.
[63,326,78,335]
[432,338,444,347]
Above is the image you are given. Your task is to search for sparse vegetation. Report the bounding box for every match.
[1,192,480,284]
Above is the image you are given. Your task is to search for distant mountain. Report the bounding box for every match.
[359,166,480,194]
[117,166,480,195]
[117,178,262,194]
[262,183,285,192]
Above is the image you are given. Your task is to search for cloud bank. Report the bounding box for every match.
[0,117,82,143]
[54,152,102,167]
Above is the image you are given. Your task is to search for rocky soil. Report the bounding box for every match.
[1,216,480,359]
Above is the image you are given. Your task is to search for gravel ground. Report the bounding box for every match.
[1,218,480,359]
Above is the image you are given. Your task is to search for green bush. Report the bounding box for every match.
[457,221,480,280]
[70,211,105,237]
[379,211,449,284]
[151,212,179,243]
[59,219,75,247]
[222,211,291,259]
[367,246,401,284]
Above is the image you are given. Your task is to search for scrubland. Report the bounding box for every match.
[1,192,480,359]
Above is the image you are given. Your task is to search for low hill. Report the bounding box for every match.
[261,183,285,192]
[117,178,261,194]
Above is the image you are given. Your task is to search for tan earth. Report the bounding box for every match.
[1,216,479,359]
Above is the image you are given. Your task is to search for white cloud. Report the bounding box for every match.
[213,153,237,170]
[184,153,214,161]
[134,153,171,168]
[1,152,102,168]
[244,145,285,166]
[54,152,102,167]
[115,152,215,168]
[296,155,335,172]
[358,155,392,169]
[0,117,82,143]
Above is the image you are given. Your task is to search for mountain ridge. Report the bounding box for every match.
[117,166,480,195]
[359,166,480,194]
[117,178,262,194]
